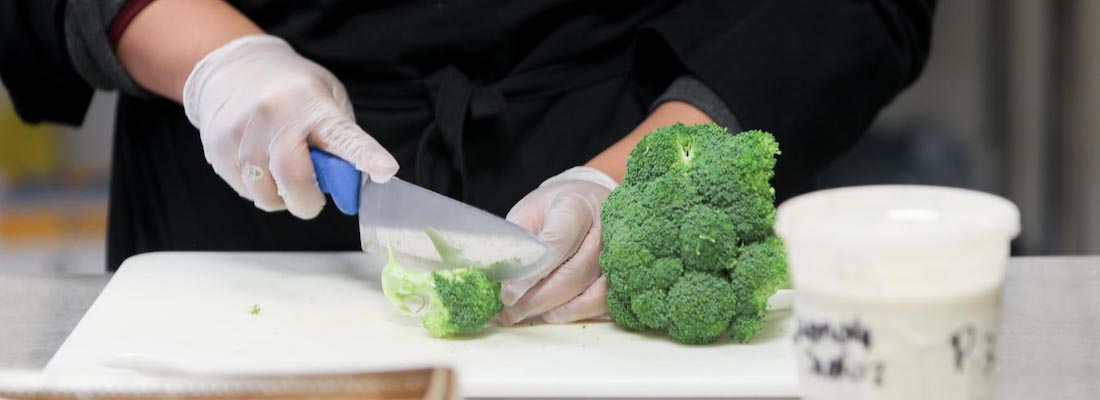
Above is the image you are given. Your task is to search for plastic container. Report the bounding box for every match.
[775,185,1020,400]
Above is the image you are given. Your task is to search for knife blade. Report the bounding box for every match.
[310,149,557,281]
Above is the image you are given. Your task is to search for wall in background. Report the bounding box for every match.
[0,88,115,273]
[871,0,992,190]
[1057,0,1100,254]
[827,0,1100,255]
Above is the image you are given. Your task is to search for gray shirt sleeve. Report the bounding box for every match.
[650,75,741,133]
[64,0,152,96]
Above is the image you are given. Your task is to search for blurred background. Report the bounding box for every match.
[1,1,1098,273]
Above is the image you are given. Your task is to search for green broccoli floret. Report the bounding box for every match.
[729,236,789,343]
[689,129,779,242]
[679,205,739,273]
[606,290,646,332]
[666,272,736,344]
[623,126,697,183]
[381,239,502,338]
[727,192,776,244]
[599,238,656,292]
[601,175,696,258]
[600,123,787,344]
[625,257,683,293]
[631,289,670,329]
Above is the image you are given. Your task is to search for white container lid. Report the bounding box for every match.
[775,185,1021,298]
[776,185,1020,251]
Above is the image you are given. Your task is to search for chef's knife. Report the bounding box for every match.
[309,149,557,281]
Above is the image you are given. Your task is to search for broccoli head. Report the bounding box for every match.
[600,123,787,344]
[381,239,502,338]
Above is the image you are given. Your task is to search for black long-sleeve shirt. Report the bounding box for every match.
[1,0,935,270]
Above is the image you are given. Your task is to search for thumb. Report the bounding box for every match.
[306,98,399,183]
[500,189,595,306]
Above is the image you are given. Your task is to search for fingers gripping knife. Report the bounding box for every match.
[309,149,557,281]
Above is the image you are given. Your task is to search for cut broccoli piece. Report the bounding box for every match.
[381,239,502,338]
[600,123,787,344]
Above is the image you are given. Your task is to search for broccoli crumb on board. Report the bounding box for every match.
[600,123,789,345]
[249,304,261,315]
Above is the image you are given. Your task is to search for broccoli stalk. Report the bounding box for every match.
[601,123,789,344]
[381,233,503,338]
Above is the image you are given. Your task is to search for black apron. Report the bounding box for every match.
[106,1,679,270]
[101,0,934,270]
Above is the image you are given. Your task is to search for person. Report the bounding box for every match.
[0,0,935,326]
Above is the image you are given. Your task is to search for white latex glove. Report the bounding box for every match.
[497,167,618,325]
[183,34,399,219]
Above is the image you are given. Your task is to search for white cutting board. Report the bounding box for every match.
[47,252,798,398]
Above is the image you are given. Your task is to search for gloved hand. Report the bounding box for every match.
[183,34,399,219]
[497,167,618,325]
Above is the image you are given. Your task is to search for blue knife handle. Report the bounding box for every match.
[309,148,360,216]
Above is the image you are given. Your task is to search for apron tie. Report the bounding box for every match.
[342,50,633,201]
[417,65,506,200]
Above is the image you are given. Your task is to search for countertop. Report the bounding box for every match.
[1,256,1097,399]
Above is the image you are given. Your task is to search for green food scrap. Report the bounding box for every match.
[381,236,502,338]
[249,304,261,315]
